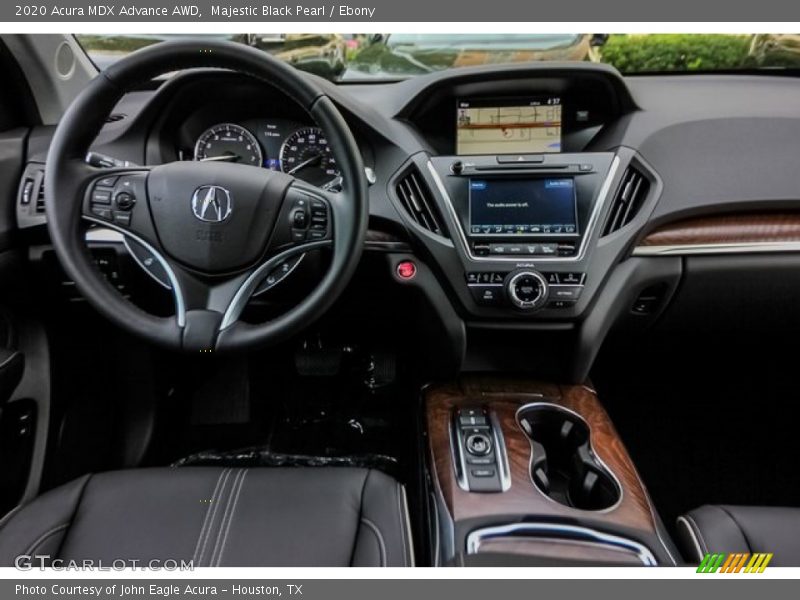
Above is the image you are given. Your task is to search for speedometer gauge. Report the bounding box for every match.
[280,127,340,186]
[194,123,263,167]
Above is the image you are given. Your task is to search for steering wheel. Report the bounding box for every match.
[44,40,368,353]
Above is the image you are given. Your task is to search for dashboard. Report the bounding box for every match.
[14,61,800,379]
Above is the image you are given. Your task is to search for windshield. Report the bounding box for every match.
[75,33,800,82]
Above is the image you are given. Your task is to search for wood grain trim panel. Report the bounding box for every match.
[426,377,658,536]
[639,213,800,247]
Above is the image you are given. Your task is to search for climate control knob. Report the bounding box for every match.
[506,270,549,310]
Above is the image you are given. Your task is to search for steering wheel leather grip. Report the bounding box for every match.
[45,39,368,353]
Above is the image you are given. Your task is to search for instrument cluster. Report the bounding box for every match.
[190,119,340,189]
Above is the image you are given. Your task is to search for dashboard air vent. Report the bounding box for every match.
[395,168,448,238]
[35,177,46,213]
[602,165,650,236]
[19,168,46,214]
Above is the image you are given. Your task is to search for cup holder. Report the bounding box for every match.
[517,404,621,511]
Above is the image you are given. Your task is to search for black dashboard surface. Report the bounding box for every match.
[10,61,800,381]
[21,65,800,230]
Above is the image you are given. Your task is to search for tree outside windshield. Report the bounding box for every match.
[75,34,800,81]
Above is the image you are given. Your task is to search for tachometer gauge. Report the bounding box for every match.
[194,123,263,167]
[280,127,340,186]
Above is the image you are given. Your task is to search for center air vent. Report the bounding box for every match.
[395,168,448,238]
[602,165,650,236]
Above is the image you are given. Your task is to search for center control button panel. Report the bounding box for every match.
[453,406,507,493]
[472,241,577,257]
[465,270,586,311]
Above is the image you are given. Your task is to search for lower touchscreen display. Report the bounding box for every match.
[469,178,578,236]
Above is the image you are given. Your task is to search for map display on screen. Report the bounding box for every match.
[456,97,562,155]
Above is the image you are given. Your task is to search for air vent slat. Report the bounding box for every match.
[35,176,46,214]
[395,168,448,238]
[602,166,650,236]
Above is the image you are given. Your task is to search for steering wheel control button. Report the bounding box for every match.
[292,209,309,229]
[112,212,132,227]
[125,239,171,289]
[91,206,112,220]
[285,194,329,243]
[91,189,112,205]
[97,176,119,188]
[254,254,305,296]
[115,192,136,211]
[507,270,549,311]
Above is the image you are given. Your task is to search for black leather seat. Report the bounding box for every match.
[0,467,414,567]
[678,505,800,566]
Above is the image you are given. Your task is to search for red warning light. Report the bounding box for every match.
[396,261,417,280]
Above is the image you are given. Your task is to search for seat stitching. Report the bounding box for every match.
[395,483,408,567]
[0,504,25,531]
[676,516,705,562]
[684,515,709,555]
[24,523,70,557]
[360,518,387,567]
[399,484,416,567]
[192,468,228,565]
[208,469,243,567]
[214,469,248,567]
[197,468,233,566]
[348,470,371,567]
[717,506,755,552]
[209,469,245,567]
[50,473,94,559]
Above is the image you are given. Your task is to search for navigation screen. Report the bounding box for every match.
[456,97,562,155]
[469,178,577,236]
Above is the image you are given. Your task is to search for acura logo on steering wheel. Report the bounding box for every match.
[191,185,233,223]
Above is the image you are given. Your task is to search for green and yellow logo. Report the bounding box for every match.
[697,553,773,573]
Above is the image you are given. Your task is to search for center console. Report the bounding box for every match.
[425,151,617,318]
[425,377,678,566]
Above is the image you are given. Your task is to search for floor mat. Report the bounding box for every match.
[593,333,800,541]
